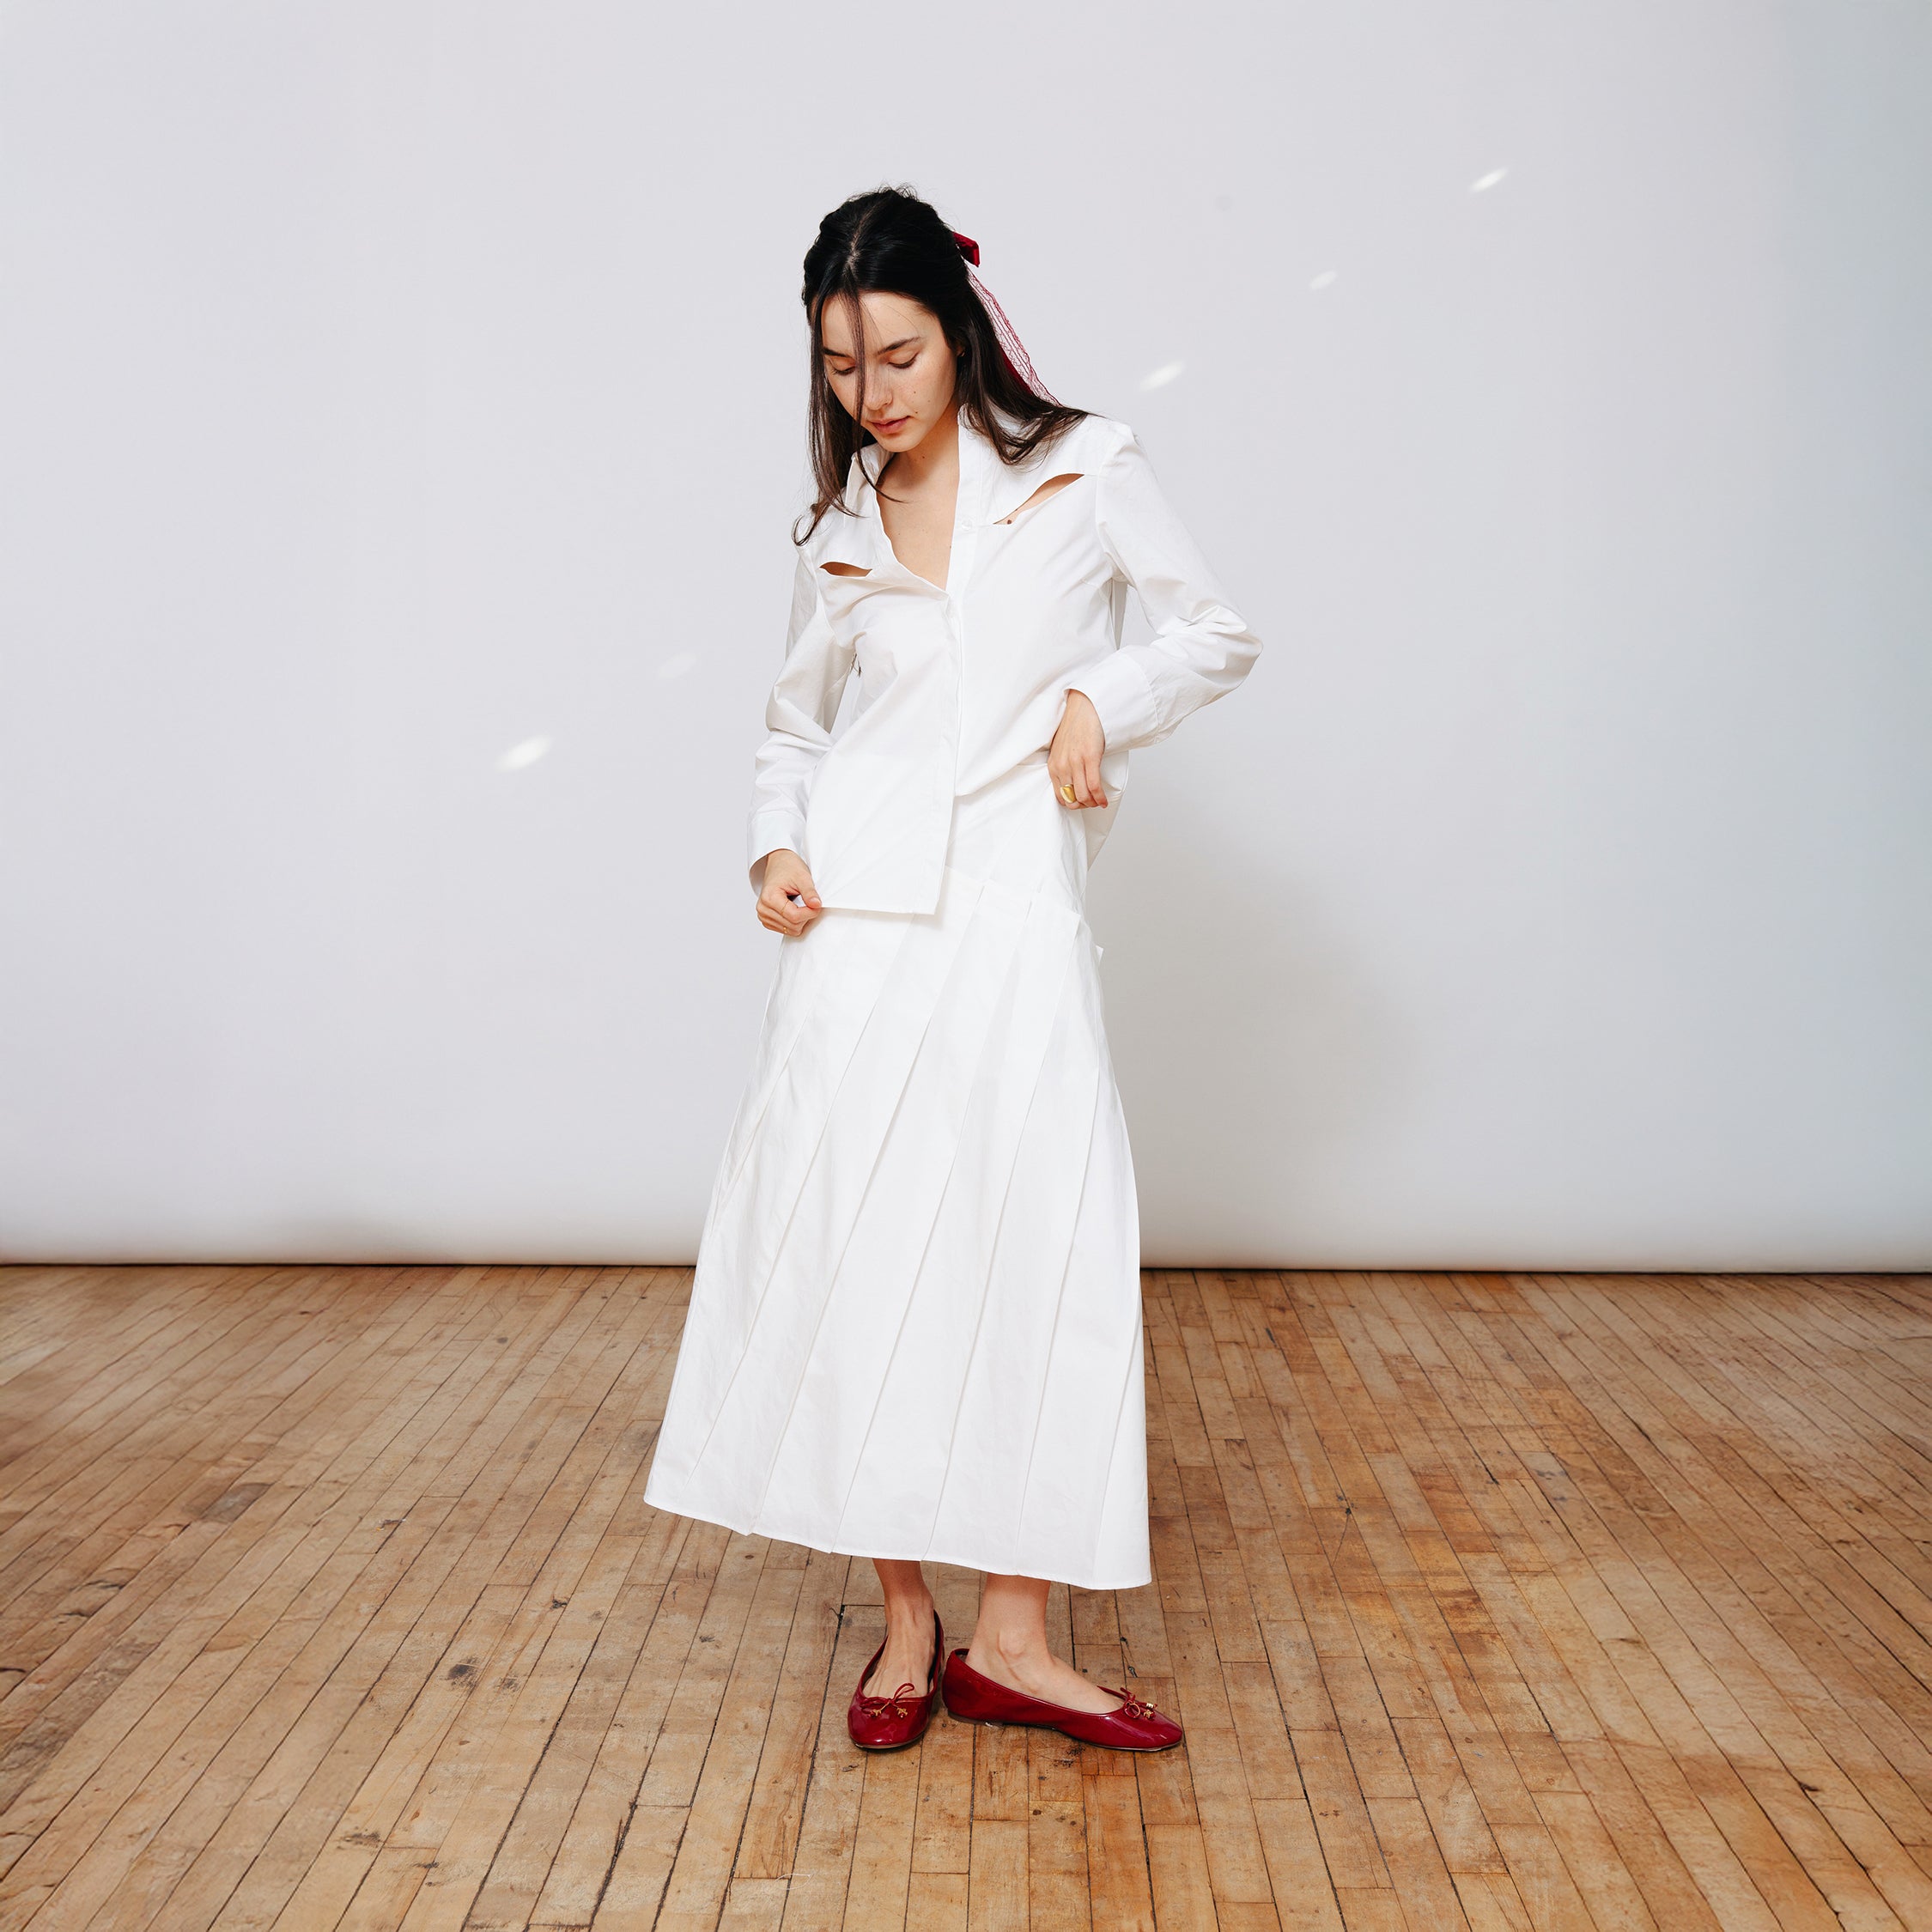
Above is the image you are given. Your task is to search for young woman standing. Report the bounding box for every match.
[643,185,1261,1752]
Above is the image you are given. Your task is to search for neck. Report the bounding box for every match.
[882,398,961,487]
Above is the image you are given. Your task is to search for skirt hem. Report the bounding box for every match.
[643,1485,1152,1594]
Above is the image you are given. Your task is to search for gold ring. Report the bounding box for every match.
[1059,782,1078,803]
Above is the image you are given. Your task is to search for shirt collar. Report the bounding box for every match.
[956,408,994,528]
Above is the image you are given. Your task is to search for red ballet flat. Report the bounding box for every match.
[939,1647,1183,1752]
[847,1610,944,1751]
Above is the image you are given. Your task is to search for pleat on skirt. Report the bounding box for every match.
[644,750,1150,1590]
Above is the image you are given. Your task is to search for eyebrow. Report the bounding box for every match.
[821,335,920,360]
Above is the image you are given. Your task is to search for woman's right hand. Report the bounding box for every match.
[756,848,824,937]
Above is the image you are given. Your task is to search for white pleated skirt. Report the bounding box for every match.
[644,752,1150,1590]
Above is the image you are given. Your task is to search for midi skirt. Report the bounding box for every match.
[643,751,1151,1589]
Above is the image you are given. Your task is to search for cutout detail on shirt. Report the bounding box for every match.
[821,561,871,576]
[996,474,1083,526]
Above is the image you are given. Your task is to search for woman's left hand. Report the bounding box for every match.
[1048,689,1108,809]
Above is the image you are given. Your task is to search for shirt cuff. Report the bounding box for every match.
[748,811,808,882]
[1066,650,1161,750]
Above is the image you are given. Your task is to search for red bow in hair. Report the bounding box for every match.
[947,228,1058,403]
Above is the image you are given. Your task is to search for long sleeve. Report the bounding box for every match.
[746,549,854,883]
[1068,428,1262,751]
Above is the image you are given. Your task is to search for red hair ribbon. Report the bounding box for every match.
[949,228,1058,404]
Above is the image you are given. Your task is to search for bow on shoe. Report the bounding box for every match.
[1108,1689,1163,1719]
[859,1680,921,1721]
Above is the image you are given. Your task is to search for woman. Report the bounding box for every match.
[643,186,1261,1753]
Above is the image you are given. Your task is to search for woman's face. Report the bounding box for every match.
[818,290,957,454]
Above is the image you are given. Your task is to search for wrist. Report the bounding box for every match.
[1060,685,1107,752]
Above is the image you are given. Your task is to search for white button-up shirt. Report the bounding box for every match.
[747,408,1261,914]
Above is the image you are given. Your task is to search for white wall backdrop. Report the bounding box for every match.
[3,1,1927,1267]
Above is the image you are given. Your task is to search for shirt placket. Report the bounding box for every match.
[943,426,987,797]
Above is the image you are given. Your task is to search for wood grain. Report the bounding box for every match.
[0,1263,1925,1928]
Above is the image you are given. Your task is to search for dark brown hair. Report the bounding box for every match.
[795,185,1087,544]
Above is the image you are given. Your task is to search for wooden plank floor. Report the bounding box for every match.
[0,1268,1929,1930]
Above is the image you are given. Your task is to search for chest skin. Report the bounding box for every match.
[873,452,957,591]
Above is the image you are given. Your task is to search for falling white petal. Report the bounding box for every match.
[1139,361,1185,392]
[658,649,698,681]
[495,734,552,773]
[1470,167,1509,193]
[1309,270,1339,291]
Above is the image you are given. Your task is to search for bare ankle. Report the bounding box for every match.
[963,1627,1043,1681]
[990,1627,1046,1668]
